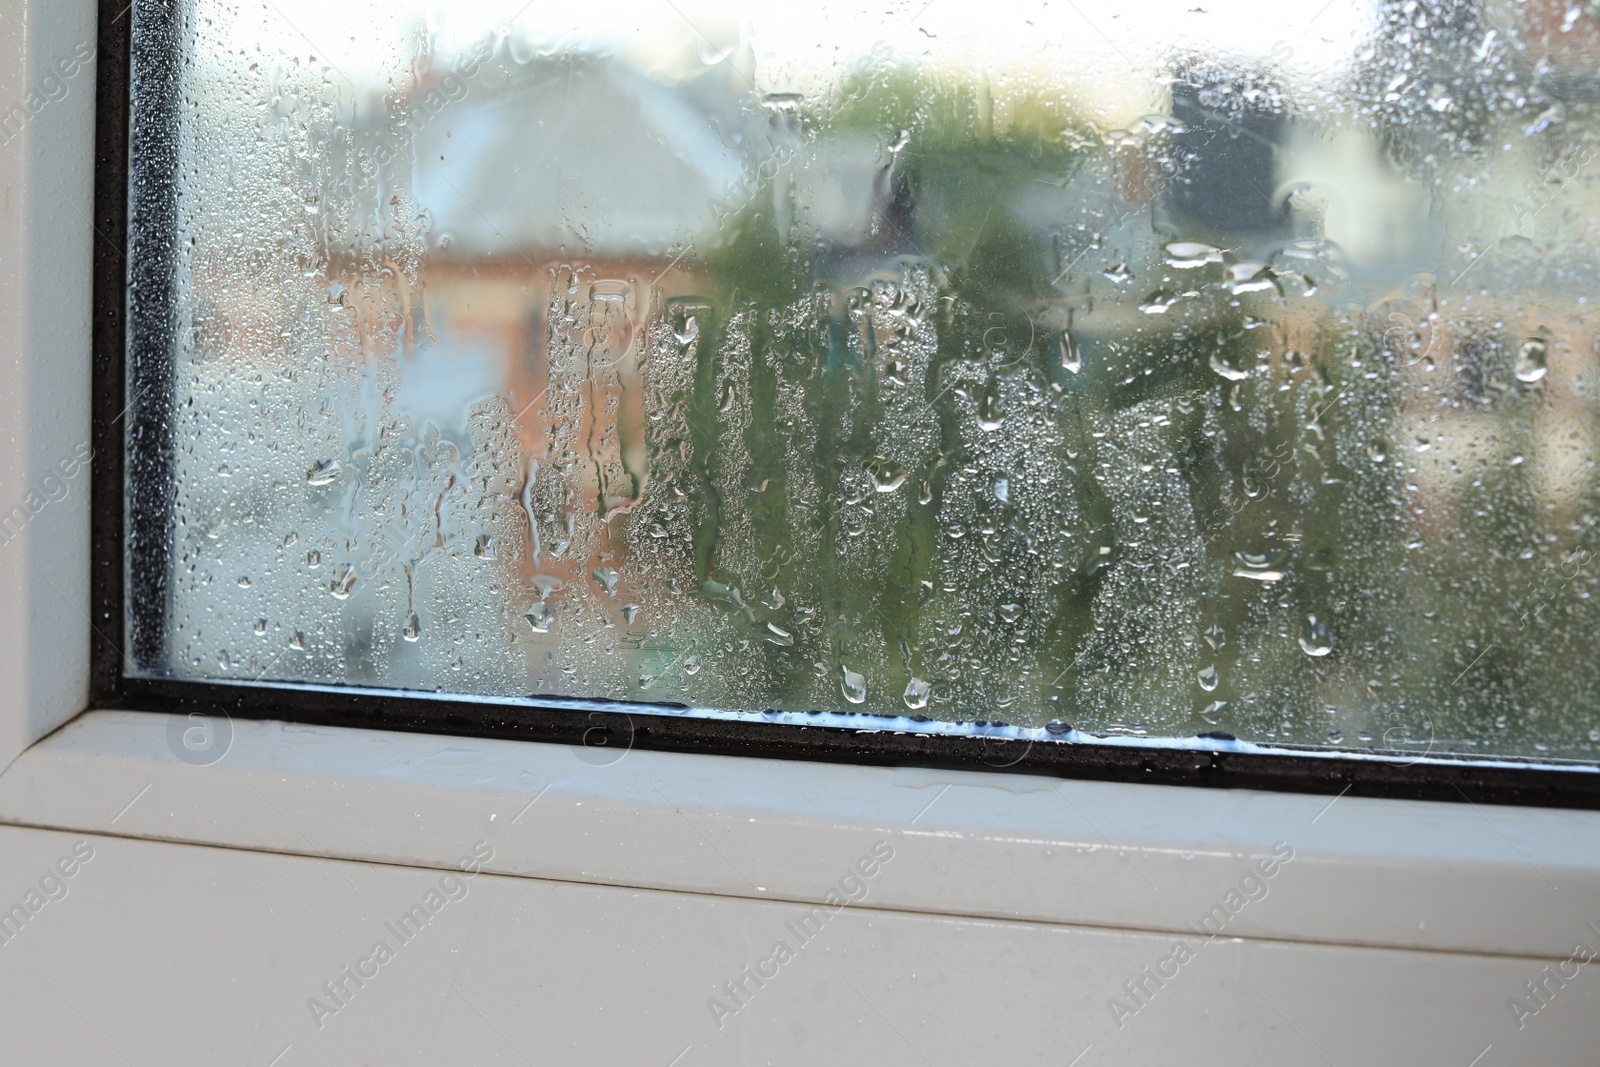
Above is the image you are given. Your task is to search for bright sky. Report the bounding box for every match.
[209,0,1379,127]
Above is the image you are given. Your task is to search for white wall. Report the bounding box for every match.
[0,0,95,774]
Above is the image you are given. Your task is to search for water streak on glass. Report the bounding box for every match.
[133,0,1600,761]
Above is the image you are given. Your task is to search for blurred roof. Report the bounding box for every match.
[412,58,748,258]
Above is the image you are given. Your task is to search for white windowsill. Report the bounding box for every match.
[1,706,1596,961]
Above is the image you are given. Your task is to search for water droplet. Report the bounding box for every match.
[1198,665,1220,692]
[253,618,267,636]
[1234,568,1284,583]
[592,567,620,595]
[306,549,321,568]
[766,622,795,647]
[1298,613,1334,657]
[289,630,306,651]
[1203,624,1227,650]
[684,654,702,675]
[1164,241,1222,269]
[977,390,1004,431]
[1516,337,1548,383]
[237,575,252,588]
[1327,729,1343,743]
[473,534,496,559]
[903,677,931,709]
[674,314,699,348]
[1209,352,1250,381]
[329,564,356,599]
[1225,260,1269,286]
[841,666,867,704]
[1045,718,1071,734]
[1059,331,1082,374]
[524,602,553,633]
[1232,550,1285,582]
[402,613,421,642]
[622,603,641,624]
[759,90,805,117]
[1139,290,1178,314]
[306,458,340,486]
[872,460,909,493]
[998,602,1024,624]
[992,477,1010,504]
[1201,700,1227,723]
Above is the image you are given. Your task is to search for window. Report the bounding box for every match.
[103,0,1600,801]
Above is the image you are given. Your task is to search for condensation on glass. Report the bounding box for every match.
[127,0,1600,762]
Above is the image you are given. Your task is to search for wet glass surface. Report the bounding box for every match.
[132,0,1600,761]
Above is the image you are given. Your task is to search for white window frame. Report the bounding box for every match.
[2,0,1599,986]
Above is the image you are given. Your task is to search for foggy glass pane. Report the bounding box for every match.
[129,0,1600,763]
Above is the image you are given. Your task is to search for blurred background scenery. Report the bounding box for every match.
[140,0,1600,760]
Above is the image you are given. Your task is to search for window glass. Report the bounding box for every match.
[129,0,1600,762]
